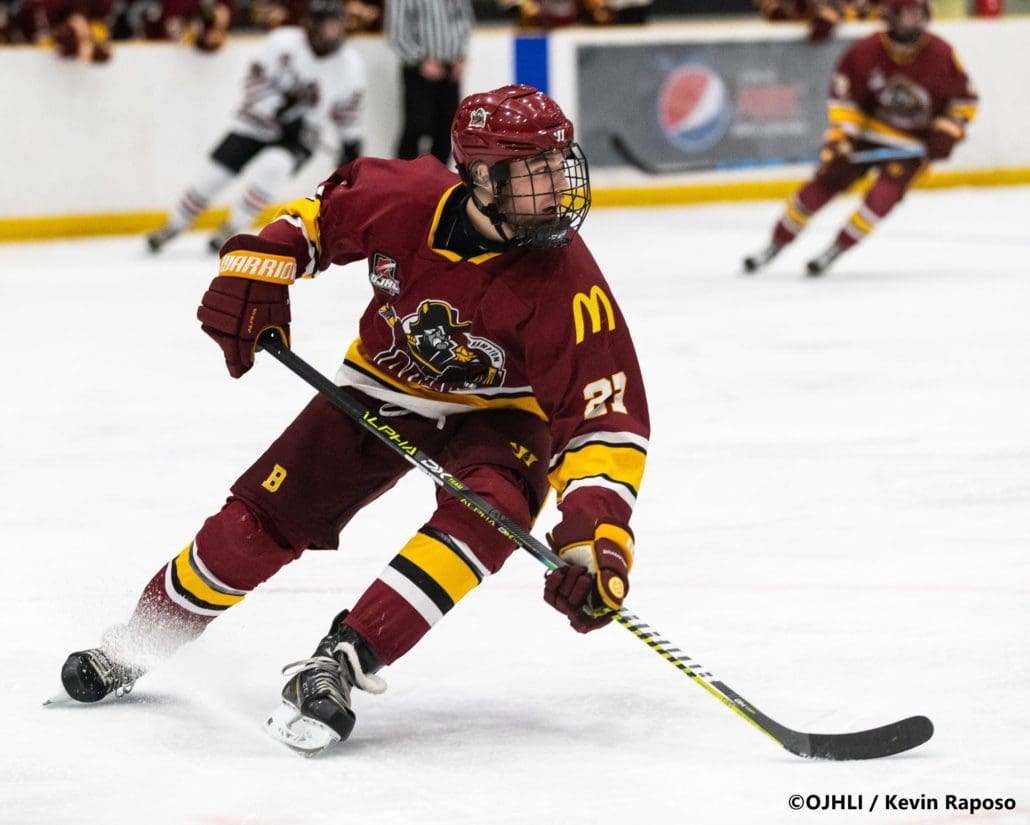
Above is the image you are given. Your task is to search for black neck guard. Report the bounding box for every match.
[434,187,509,259]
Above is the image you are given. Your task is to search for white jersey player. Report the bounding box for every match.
[147,0,366,254]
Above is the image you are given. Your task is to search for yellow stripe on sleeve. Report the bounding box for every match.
[827,101,865,129]
[274,197,322,259]
[828,106,922,150]
[548,443,646,498]
[948,103,978,124]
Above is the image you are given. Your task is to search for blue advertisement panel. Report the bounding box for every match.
[577,38,853,173]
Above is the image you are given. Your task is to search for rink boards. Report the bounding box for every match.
[1,17,1028,240]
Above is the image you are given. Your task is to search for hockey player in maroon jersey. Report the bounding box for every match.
[744,0,978,276]
[59,85,650,755]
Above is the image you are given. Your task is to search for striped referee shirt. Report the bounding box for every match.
[386,0,475,66]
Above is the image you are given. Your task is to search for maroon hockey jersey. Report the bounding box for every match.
[827,32,978,150]
[262,156,650,529]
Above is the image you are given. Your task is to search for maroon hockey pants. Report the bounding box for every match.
[772,152,927,250]
[130,389,551,665]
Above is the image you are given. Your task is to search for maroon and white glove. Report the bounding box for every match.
[925,116,965,161]
[543,519,634,633]
[197,235,296,378]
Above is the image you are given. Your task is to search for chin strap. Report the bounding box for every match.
[465,176,572,250]
[468,186,518,248]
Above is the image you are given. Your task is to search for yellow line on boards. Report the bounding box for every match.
[592,167,1030,208]
[0,209,230,244]
[1,168,1028,242]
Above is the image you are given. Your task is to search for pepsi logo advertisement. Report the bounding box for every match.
[657,63,734,153]
[577,39,852,171]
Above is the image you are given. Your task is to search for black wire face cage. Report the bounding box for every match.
[885,4,928,43]
[307,12,345,55]
[488,143,591,250]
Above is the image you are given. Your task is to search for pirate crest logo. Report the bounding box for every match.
[875,75,932,131]
[375,300,506,390]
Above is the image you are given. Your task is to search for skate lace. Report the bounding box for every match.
[89,648,142,698]
[281,655,351,704]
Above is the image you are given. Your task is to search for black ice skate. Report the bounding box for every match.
[207,223,236,255]
[57,627,147,703]
[806,243,845,277]
[265,612,387,756]
[743,243,783,274]
[146,223,180,253]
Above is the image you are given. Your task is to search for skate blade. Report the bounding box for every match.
[42,689,73,707]
[265,702,341,757]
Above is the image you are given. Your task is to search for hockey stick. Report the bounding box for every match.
[256,328,933,760]
[610,133,925,176]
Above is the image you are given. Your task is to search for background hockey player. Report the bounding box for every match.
[60,84,650,756]
[146,0,364,254]
[744,0,978,276]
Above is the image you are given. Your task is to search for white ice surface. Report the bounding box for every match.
[1,188,1028,825]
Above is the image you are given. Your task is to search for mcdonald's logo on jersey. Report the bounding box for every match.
[572,286,616,344]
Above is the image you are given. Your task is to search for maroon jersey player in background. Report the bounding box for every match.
[744,0,978,277]
[59,85,650,756]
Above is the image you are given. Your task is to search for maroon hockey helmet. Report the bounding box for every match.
[451,85,591,250]
[881,0,931,43]
[452,84,575,171]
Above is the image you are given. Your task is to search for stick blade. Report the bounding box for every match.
[796,715,934,760]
